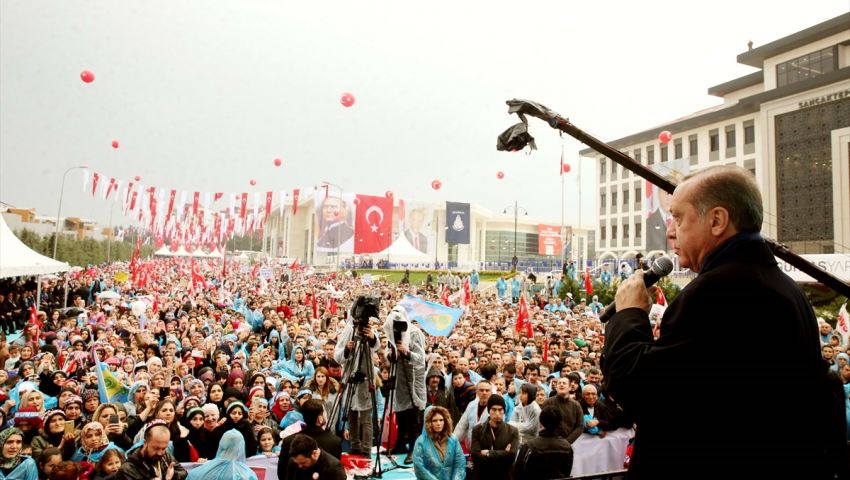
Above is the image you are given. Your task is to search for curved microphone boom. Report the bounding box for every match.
[599,256,674,323]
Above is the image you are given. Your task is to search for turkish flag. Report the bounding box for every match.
[354,194,392,254]
[516,296,529,334]
[584,267,593,296]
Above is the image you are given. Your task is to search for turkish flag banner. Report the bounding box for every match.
[354,194,392,254]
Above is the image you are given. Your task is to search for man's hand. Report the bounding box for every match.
[613,270,651,313]
[395,342,408,356]
[165,462,175,480]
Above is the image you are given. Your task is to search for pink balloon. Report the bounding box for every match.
[353,198,361,206]
[250,179,257,186]
[134,176,141,181]
[562,164,571,174]
[658,130,672,144]
[112,140,120,149]
[80,70,95,83]
[496,171,504,180]
[340,92,356,108]
[274,158,282,167]
[431,180,442,190]
[385,190,393,199]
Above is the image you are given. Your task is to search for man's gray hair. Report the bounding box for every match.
[683,165,763,233]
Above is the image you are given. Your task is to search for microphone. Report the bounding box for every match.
[599,256,674,323]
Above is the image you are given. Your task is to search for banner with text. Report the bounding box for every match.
[538,224,562,256]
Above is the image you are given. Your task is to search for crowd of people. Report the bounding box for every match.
[0,222,848,479]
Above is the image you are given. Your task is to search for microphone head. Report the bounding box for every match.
[651,256,674,277]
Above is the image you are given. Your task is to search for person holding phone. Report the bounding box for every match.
[93,403,133,451]
[30,409,76,460]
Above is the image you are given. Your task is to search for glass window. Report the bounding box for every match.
[744,124,755,144]
[689,136,698,156]
[710,130,720,152]
[611,191,618,206]
[623,223,629,240]
[674,139,683,159]
[600,192,606,207]
[635,221,642,239]
[633,149,642,164]
[623,187,629,206]
[647,146,655,165]
[660,145,668,162]
[600,225,606,241]
[611,225,617,240]
[776,46,836,87]
[600,158,606,180]
[726,126,736,148]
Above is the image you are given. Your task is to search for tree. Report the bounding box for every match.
[12,229,154,266]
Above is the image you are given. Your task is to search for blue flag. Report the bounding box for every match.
[398,295,464,336]
[95,356,129,404]
[445,202,470,244]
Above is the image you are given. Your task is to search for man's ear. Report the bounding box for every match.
[708,206,731,237]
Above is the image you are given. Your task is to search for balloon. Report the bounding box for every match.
[274,158,282,167]
[353,198,361,206]
[112,140,120,149]
[134,176,141,181]
[250,179,257,186]
[80,70,95,83]
[385,190,393,199]
[431,180,442,190]
[496,171,504,180]
[340,92,356,108]
[658,130,672,144]
[562,164,571,174]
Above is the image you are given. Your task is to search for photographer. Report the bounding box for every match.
[332,300,380,457]
[382,306,426,465]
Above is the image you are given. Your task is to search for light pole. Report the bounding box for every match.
[503,201,528,270]
[53,165,88,259]
[322,181,344,266]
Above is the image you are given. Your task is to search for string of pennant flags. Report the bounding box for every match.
[81,169,302,249]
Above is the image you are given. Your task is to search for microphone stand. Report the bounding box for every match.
[498,98,850,298]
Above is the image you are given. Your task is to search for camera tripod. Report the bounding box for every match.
[326,330,402,478]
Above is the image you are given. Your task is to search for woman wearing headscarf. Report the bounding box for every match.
[412,406,466,480]
[30,410,75,460]
[222,401,257,458]
[70,422,123,463]
[270,391,292,423]
[185,430,257,480]
[0,427,38,480]
[282,346,314,384]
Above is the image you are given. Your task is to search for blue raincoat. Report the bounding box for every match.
[412,407,466,480]
[186,430,258,480]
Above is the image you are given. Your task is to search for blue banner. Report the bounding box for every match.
[398,295,464,336]
[445,201,470,244]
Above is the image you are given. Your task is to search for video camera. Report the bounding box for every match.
[351,295,380,332]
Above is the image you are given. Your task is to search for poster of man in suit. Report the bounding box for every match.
[645,162,687,254]
[315,191,355,252]
[404,208,429,254]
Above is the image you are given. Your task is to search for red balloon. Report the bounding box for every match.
[431,180,442,190]
[340,92,356,108]
[80,70,95,83]
[353,198,361,206]
[385,190,393,199]
[250,179,257,186]
[273,158,282,167]
[496,171,504,180]
[562,164,571,174]
[658,130,672,144]
[111,140,120,149]
[134,176,141,182]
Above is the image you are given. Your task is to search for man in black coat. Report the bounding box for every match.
[512,404,573,479]
[282,434,346,480]
[279,399,341,480]
[602,166,848,479]
[470,395,519,480]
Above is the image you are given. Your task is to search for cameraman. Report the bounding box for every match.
[383,306,426,464]
[332,308,379,457]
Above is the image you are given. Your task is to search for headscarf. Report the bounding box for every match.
[185,430,256,480]
[0,427,25,471]
[80,422,109,454]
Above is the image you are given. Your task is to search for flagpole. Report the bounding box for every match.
[560,146,565,270]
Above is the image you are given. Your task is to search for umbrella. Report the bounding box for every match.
[98,291,121,300]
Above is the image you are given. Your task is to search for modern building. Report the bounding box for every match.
[2,208,113,241]
[581,13,850,265]
[262,196,593,272]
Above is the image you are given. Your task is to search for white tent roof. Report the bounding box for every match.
[153,246,174,257]
[0,214,70,278]
[375,235,429,261]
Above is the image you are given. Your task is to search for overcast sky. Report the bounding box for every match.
[1,0,847,230]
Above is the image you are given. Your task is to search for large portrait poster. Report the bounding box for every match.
[397,200,435,256]
[314,191,355,253]
[645,159,689,253]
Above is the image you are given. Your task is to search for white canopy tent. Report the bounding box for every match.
[0,214,70,278]
[374,235,430,263]
[153,245,223,259]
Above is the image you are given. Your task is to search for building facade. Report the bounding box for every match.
[262,197,593,272]
[582,13,850,263]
